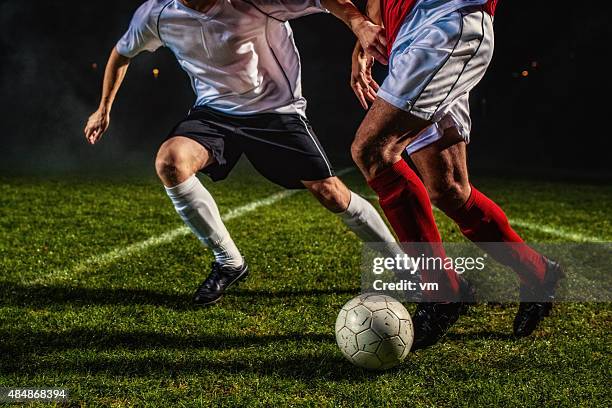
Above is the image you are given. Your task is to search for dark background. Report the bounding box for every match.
[0,1,610,178]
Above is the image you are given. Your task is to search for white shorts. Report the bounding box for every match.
[378,5,494,155]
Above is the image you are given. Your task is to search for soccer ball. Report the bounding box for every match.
[335,293,413,370]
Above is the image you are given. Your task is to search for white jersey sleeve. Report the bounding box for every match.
[249,0,327,21]
[116,0,164,58]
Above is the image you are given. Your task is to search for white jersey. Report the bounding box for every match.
[116,0,326,116]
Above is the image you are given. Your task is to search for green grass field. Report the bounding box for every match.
[1,162,611,407]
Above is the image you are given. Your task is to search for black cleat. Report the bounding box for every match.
[411,277,475,351]
[513,257,564,337]
[193,260,249,306]
[411,302,462,351]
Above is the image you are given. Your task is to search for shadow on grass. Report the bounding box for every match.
[0,282,357,310]
[0,328,335,355]
[3,353,386,383]
[0,328,386,382]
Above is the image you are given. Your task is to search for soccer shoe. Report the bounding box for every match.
[513,257,565,337]
[193,260,249,306]
[411,277,475,351]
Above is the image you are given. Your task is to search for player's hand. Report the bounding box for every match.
[353,19,388,66]
[351,45,380,109]
[84,108,110,145]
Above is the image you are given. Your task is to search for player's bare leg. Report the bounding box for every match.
[408,131,471,214]
[302,176,351,213]
[351,98,430,180]
[156,136,248,306]
[302,176,402,257]
[409,131,564,337]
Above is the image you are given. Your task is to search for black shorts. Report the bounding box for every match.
[166,106,335,189]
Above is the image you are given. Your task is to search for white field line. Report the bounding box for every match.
[31,168,356,285]
[506,218,606,243]
[30,190,298,285]
[364,195,605,243]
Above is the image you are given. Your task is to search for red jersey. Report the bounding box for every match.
[383,0,498,55]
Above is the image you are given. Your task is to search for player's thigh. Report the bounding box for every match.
[157,136,215,171]
[409,133,470,211]
[353,97,431,161]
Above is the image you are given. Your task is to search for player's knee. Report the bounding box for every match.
[351,138,377,172]
[350,139,365,168]
[351,138,396,178]
[428,180,470,212]
[155,145,194,186]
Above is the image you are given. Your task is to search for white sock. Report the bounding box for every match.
[339,191,404,258]
[164,175,243,269]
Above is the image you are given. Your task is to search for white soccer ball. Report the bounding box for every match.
[335,293,413,370]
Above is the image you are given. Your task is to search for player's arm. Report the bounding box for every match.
[365,0,382,25]
[84,49,131,145]
[84,0,161,145]
[321,0,387,66]
[350,0,383,109]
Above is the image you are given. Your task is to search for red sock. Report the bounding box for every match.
[447,186,546,286]
[368,160,460,299]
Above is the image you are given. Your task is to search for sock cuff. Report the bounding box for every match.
[448,184,478,218]
[164,175,199,197]
[446,186,484,229]
[367,160,411,197]
[339,191,361,220]
[465,184,480,208]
